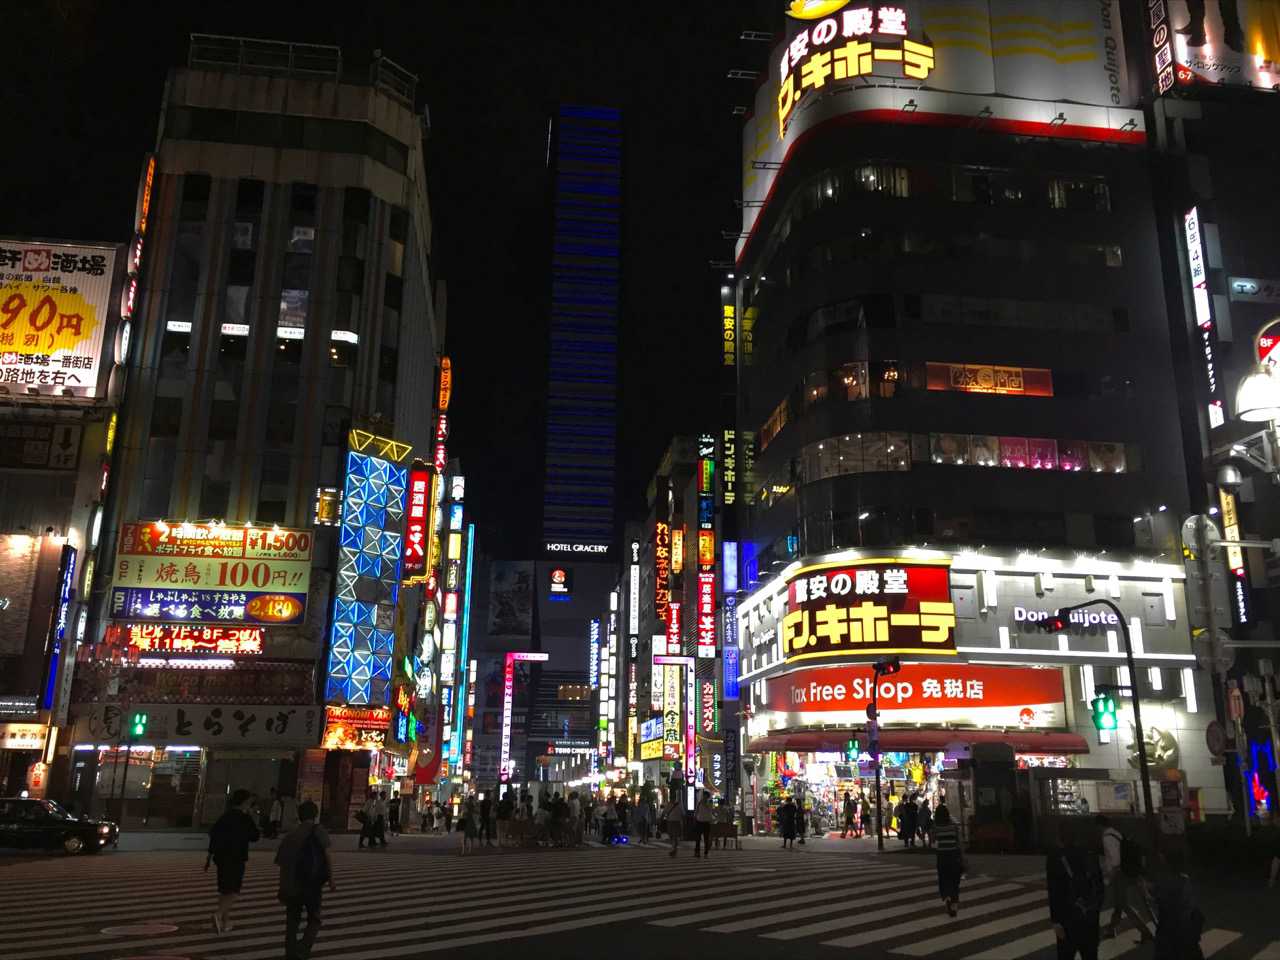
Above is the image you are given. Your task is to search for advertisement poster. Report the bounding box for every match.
[1161,0,1280,90]
[488,561,533,637]
[0,240,117,397]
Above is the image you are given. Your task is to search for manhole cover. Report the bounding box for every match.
[100,923,180,935]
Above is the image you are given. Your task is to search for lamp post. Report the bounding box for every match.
[1235,317,1280,423]
[868,657,901,852]
[1039,601,1157,845]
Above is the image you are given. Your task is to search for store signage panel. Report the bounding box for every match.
[782,559,956,663]
[118,522,313,561]
[925,362,1052,397]
[119,623,265,655]
[1184,206,1224,429]
[402,467,430,581]
[1153,0,1280,92]
[321,706,391,750]
[74,702,321,747]
[0,240,116,397]
[765,663,1066,729]
[109,587,307,626]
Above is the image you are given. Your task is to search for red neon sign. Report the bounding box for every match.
[403,467,430,580]
[697,572,716,658]
[124,623,264,655]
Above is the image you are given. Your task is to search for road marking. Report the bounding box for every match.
[964,928,1059,960]
[1250,941,1280,960]
[762,882,1025,941]
[702,876,1009,934]
[818,890,1046,947]
[1202,929,1243,957]
[892,906,1049,955]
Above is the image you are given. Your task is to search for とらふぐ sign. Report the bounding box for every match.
[781,558,956,663]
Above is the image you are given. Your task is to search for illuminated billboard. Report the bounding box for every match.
[740,2,1140,257]
[325,433,408,706]
[109,521,311,625]
[1148,0,1280,93]
[781,557,957,663]
[0,240,118,398]
[118,623,264,656]
[402,465,431,582]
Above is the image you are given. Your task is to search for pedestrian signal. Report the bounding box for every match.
[130,712,148,738]
[1090,695,1117,732]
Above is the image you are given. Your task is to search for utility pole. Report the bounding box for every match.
[868,657,900,852]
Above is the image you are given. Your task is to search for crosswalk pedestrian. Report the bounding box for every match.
[0,846,1265,960]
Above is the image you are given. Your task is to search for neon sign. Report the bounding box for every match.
[500,651,548,782]
[403,466,430,582]
[1185,207,1224,429]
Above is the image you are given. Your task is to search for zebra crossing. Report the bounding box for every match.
[0,845,1271,959]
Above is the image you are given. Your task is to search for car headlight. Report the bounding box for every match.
[99,825,111,834]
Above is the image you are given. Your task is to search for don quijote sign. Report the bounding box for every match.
[1012,605,1118,632]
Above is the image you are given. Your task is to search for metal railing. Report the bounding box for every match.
[188,34,342,81]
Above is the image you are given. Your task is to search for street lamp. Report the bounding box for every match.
[867,656,901,852]
[1236,317,1280,422]
[1036,601,1157,846]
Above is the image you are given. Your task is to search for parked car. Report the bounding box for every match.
[0,798,118,854]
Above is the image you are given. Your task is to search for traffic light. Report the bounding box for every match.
[1090,695,1117,732]
[845,738,860,761]
[130,712,148,738]
[1036,612,1068,633]
[874,657,901,677]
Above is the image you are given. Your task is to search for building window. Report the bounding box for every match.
[836,362,868,400]
[855,163,909,197]
[1049,177,1111,212]
[758,395,789,451]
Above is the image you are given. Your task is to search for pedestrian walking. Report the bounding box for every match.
[388,794,401,836]
[1097,815,1152,942]
[264,788,282,839]
[859,796,872,838]
[693,790,714,858]
[357,792,375,849]
[1047,824,1105,960]
[497,791,514,846]
[567,791,582,846]
[460,796,478,855]
[1152,848,1204,960]
[634,793,652,844]
[275,799,336,960]
[206,789,260,935]
[279,791,300,834]
[603,796,619,843]
[372,792,389,847]
[899,795,918,848]
[663,795,683,857]
[796,797,808,845]
[442,801,453,835]
[840,792,856,838]
[779,796,798,849]
[932,803,963,916]
[478,793,493,847]
[420,798,434,833]
[918,798,933,847]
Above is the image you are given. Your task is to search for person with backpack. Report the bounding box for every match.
[206,789,260,935]
[1047,824,1105,960]
[275,799,335,960]
[932,803,963,916]
[859,795,873,838]
[693,790,715,858]
[1097,815,1152,942]
[663,794,684,857]
[840,792,856,838]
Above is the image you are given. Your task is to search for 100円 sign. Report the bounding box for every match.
[110,520,312,625]
[782,558,956,663]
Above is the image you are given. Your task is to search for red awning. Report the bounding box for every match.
[747,729,1090,755]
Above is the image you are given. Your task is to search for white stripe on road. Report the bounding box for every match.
[702,877,1009,934]
[1251,941,1280,960]
[963,928,1059,960]
[649,866,929,926]
[761,882,1025,941]
[1202,929,1243,957]
[892,906,1049,955]
[818,890,1046,948]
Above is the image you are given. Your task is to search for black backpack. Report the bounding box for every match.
[1120,834,1145,878]
[295,827,329,889]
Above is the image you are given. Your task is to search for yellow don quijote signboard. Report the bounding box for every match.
[0,241,115,397]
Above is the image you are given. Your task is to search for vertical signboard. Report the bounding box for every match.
[402,464,430,582]
[654,521,671,625]
[1184,207,1224,429]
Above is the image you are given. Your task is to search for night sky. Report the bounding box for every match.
[7,0,779,557]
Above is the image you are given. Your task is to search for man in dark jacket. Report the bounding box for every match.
[275,800,336,960]
[478,793,493,847]
[1047,826,1105,960]
[207,789,260,935]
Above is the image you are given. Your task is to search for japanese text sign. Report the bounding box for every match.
[654,521,672,624]
[0,240,116,398]
[119,623,264,656]
[403,467,431,581]
[697,573,717,658]
[782,559,956,663]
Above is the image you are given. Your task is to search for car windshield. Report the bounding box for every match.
[38,800,71,820]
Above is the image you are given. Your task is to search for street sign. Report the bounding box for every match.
[1205,720,1228,757]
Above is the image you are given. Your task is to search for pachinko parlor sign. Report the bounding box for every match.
[781,558,957,663]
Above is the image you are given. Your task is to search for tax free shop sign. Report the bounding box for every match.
[763,662,1067,731]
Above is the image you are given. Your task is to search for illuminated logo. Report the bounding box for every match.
[245,594,304,623]
[787,0,851,19]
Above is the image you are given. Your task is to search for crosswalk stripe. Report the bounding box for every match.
[963,928,1060,959]
[892,906,1049,955]
[1202,929,1243,957]
[1251,941,1280,960]
[761,882,1025,941]
[700,876,1008,934]
[648,865,929,926]
[817,890,1046,948]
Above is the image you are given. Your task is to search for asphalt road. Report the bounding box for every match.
[0,832,1276,960]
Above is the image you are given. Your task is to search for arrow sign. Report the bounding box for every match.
[1259,334,1280,367]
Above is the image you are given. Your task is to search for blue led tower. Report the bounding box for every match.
[541,104,621,553]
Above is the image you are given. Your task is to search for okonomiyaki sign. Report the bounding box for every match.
[781,558,956,663]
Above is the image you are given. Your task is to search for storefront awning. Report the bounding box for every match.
[747,729,1090,755]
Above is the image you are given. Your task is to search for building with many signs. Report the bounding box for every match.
[0,235,130,798]
[1131,0,1280,820]
[721,0,1221,845]
[64,36,444,828]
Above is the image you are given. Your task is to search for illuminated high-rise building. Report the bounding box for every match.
[540,104,621,560]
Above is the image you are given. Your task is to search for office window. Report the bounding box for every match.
[836,362,868,400]
[758,396,789,451]
[180,174,211,222]
[1049,177,1111,212]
